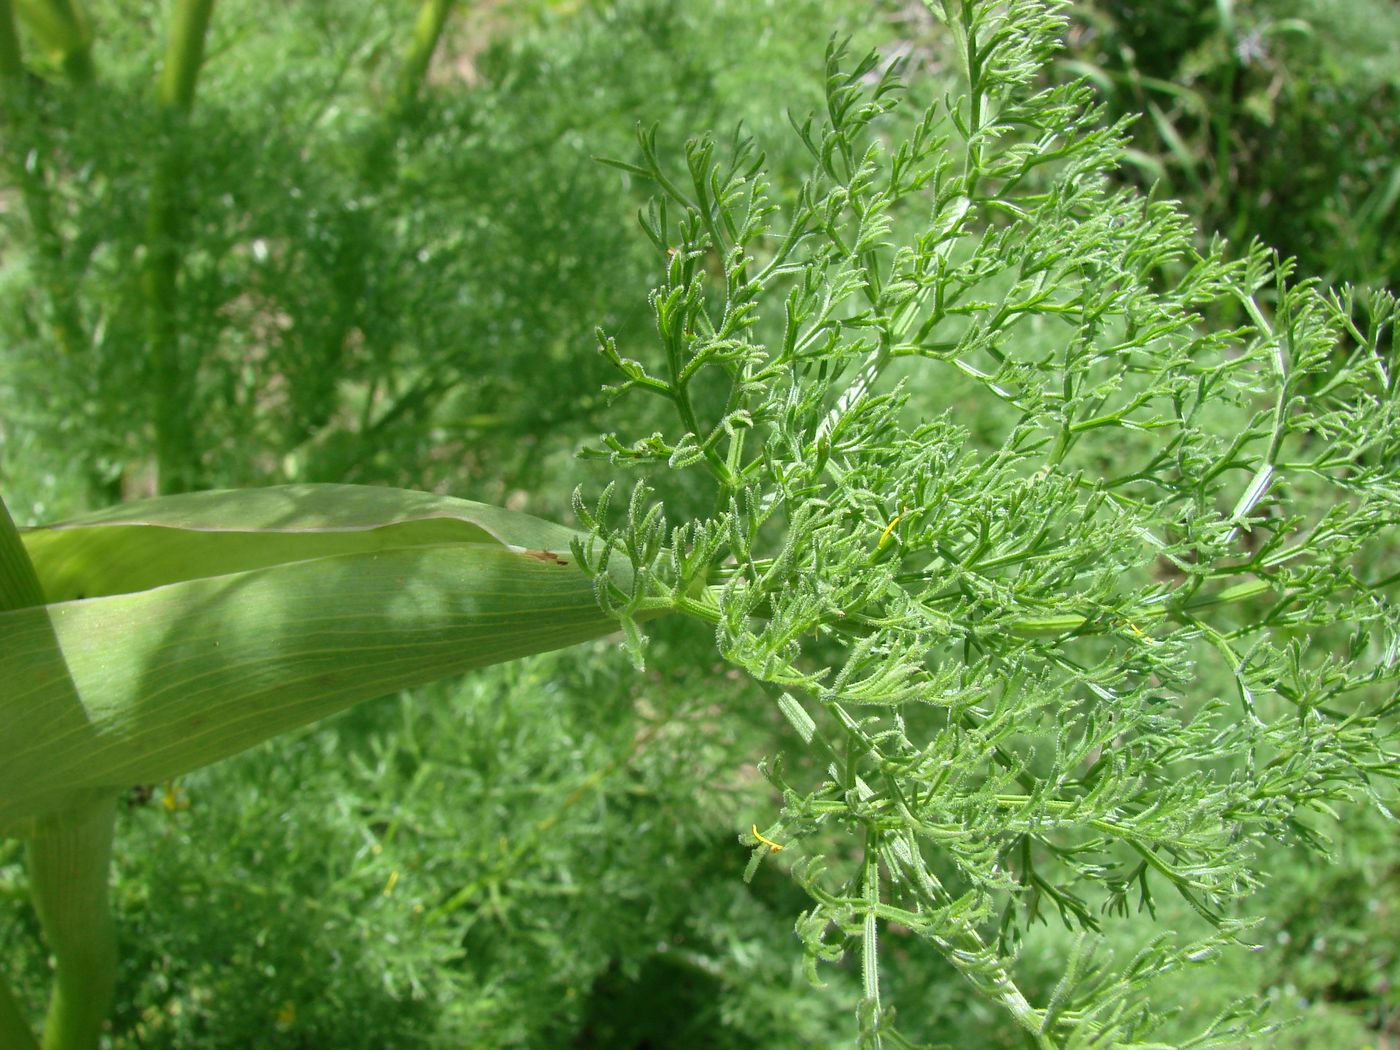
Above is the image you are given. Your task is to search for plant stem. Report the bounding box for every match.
[25,797,119,1050]
[157,0,213,111]
[144,0,214,494]
[395,0,456,111]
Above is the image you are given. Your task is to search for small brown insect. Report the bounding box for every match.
[522,549,569,566]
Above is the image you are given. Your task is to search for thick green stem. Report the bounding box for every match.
[25,798,119,1050]
[157,0,213,110]
[144,145,195,494]
[395,0,456,110]
[143,0,214,494]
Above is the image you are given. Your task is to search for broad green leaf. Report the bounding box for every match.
[0,485,630,834]
[21,483,583,602]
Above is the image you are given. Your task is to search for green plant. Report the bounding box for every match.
[565,0,1399,1043]
[2,0,1398,1048]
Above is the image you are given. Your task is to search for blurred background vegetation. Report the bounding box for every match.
[0,0,1395,1046]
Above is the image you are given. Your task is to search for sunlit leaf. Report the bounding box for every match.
[0,485,629,833]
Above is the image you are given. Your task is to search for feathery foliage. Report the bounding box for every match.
[1,0,1397,1045]
[575,1,1400,1043]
